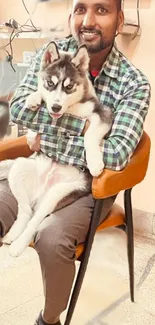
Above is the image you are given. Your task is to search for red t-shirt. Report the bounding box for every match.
[90,70,99,77]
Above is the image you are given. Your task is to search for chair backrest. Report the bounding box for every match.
[128,131,151,182]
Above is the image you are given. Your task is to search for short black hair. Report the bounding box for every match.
[117,0,122,11]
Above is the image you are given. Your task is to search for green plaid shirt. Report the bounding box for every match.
[11,37,151,171]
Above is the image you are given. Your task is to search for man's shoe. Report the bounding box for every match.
[34,311,61,325]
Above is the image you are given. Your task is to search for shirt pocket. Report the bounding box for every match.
[57,136,87,167]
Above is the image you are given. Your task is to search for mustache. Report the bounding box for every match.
[80,28,101,35]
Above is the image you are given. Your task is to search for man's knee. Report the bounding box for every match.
[34,194,95,264]
[34,218,76,264]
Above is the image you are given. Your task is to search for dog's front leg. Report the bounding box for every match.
[2,204,33,244]
[84,113,110,177]
[25,90,43,111]
[9,180,84,257]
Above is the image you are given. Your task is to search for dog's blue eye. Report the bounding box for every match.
[47,80,55,87]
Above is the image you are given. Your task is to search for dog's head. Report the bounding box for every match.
[39,42,90,118]
[0,101,10,139]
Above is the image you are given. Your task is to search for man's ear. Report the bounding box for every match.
[41,42,60,68]
[71,45,90,71]
[117,10,124,34]
[67,13,72,36]
[68,13,71,29]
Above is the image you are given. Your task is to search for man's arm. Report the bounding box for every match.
[101,80,151,170]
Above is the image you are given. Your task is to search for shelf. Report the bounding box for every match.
[0,25,65,39]
[120,8,141,37]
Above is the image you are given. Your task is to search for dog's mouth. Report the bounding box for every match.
[50,113,63,119]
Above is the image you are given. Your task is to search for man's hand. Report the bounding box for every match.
[26,130,41,152]
[81,120,90,135]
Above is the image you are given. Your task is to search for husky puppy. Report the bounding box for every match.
[0,42,113,257]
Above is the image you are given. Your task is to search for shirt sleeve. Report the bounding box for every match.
[101,79,151,170]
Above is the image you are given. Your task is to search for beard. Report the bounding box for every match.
[74,27,115,54]
[80,38,112,53]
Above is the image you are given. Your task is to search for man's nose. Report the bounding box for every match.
[83,10,96,28]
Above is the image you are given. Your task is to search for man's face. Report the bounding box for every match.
[69,0,123,53]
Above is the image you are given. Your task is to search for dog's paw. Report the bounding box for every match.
[87,160,104,177]
[2,225,22,244]
[2,233,13,245]
[25,92,42,111]
[9,240,25,257]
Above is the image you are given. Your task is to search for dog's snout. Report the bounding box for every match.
[52,104,62,113]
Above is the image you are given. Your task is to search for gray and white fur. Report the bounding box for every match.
[0,42,113,257]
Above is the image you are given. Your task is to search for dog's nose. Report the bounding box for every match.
[52,104,62,113]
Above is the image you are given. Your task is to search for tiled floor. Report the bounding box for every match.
[0,227,155,325]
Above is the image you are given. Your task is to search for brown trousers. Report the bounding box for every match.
[0,180,116,323]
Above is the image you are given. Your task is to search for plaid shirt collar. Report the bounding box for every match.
[100,44,120,79]
[68,37,120,79]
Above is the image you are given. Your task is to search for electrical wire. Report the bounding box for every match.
[0,25,40,72]
[0,0,69,70]
[21,0,39,31]
[8,28,16,71]
[0,0,40,72]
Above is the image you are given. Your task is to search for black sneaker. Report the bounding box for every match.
[34,311,61,325]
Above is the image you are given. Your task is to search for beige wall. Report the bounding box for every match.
[116,1,155,213]
[0,0,154,213]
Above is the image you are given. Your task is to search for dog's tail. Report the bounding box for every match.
[0,101,10,139]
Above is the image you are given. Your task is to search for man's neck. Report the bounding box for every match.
[89,45,113,72]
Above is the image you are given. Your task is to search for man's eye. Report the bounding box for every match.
[66,84,74,90]
[47,80,55,87]
[74,7,85,14]
[98,7,107,14]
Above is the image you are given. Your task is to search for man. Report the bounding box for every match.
[0,0,151,324]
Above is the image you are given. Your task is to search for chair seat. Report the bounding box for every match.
[76,204,125,258]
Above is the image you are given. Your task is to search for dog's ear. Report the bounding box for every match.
[41,42,60,68]
[71,45,89,71]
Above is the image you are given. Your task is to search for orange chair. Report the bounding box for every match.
[0,131,151,325]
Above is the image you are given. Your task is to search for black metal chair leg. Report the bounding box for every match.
[64,199,104,325]
[124,188,134,302]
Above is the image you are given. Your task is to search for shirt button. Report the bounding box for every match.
[48,152,52,157]
[66,132,70,136]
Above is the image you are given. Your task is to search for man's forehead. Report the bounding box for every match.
[73,0,114,6]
